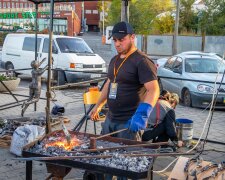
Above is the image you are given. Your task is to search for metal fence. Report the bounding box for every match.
[111,35,225,58]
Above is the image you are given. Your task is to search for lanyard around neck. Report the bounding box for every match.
[113,48,137,82]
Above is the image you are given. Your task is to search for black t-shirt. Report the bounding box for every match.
[107,50,157,122]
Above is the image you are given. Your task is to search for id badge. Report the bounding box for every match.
[109,82,118,99]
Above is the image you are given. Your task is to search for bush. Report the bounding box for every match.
[0,32,9,46]
[0,74,17,81]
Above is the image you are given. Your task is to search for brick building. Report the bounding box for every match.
[83,1,100,32]
[0,0,100,36]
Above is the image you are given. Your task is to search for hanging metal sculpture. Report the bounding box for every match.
[21,58,48,117]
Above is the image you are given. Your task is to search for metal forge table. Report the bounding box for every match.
[22,130,155,180]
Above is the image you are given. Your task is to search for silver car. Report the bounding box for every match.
[158,53,225,108]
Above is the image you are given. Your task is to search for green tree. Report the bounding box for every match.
[199,0,225,35]
[151,14,175,34]
[179,0,198,34]
[105,0,121,26]
[130,0,174,35]
[102,0,175,35]
[97,1,112,29]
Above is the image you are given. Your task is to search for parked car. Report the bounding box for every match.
[155,51,224,69]
[157,53,225,108]
[2,34,106,85]
[180,51,224,60]
[154,57,168,68]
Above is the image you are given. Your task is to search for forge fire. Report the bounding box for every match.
[44,134,81,151]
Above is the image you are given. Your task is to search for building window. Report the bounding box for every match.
[3,2,6,8]
[92,10,98,14]
[12,2,14,8]
[7,2,10,8]
[20,3,23,8]
[0,2,2,8]
[16,3,19,8]
[24,3,27,8]
[85,10,91,14]
[29,4,33,8]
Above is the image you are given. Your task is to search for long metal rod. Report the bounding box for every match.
[0,99,27,108]
[0,68,107,74]
[45,0,54,134]
[52,77,107,90]
[0,68,32,73]
[14,152,195,161]
[0,81,19,102]
[193,137,225,146]
[0,103,24,111]
[95,128,128,140]
[26,161,32,180]
[35,3,38,61]
[68,142,169,153]
[0,92,47,100]
[53,69,107,74]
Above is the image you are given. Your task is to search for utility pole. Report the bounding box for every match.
[81,1,85,32]
[121,0,129,22]
[102,1,106,44]
[102,1,105,36]
[173,0,180,55]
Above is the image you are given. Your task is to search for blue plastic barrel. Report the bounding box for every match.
[176,118,193,143]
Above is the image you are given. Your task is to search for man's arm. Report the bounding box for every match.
[90,78,110,120]
[143,80,160,107]
[95,78,110,107]
[126,79,160,132]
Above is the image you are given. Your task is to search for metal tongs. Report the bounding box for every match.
[60,118,71,145]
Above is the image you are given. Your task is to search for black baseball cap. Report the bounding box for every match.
[108,21,134,40]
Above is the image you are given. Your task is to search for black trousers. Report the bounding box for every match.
[142,122,169,142]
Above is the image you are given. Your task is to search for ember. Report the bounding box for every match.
[45,135,81,151]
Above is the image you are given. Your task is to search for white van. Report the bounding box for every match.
[2,34,106,85]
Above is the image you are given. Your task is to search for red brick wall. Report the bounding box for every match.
[84,1,99,26]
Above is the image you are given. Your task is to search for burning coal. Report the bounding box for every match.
[45,135,81,151]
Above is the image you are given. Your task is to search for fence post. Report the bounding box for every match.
[201,31,205,52]
[142,35,147,54]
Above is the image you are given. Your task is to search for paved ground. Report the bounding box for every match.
[0,32,224,180]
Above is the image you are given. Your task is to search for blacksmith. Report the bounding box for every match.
[91,21,159,141]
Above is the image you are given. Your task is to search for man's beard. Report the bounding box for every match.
[118,42,132,55]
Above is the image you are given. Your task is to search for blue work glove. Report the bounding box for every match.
[125,103,153,132]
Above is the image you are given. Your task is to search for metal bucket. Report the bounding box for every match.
[176,118,193,145]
